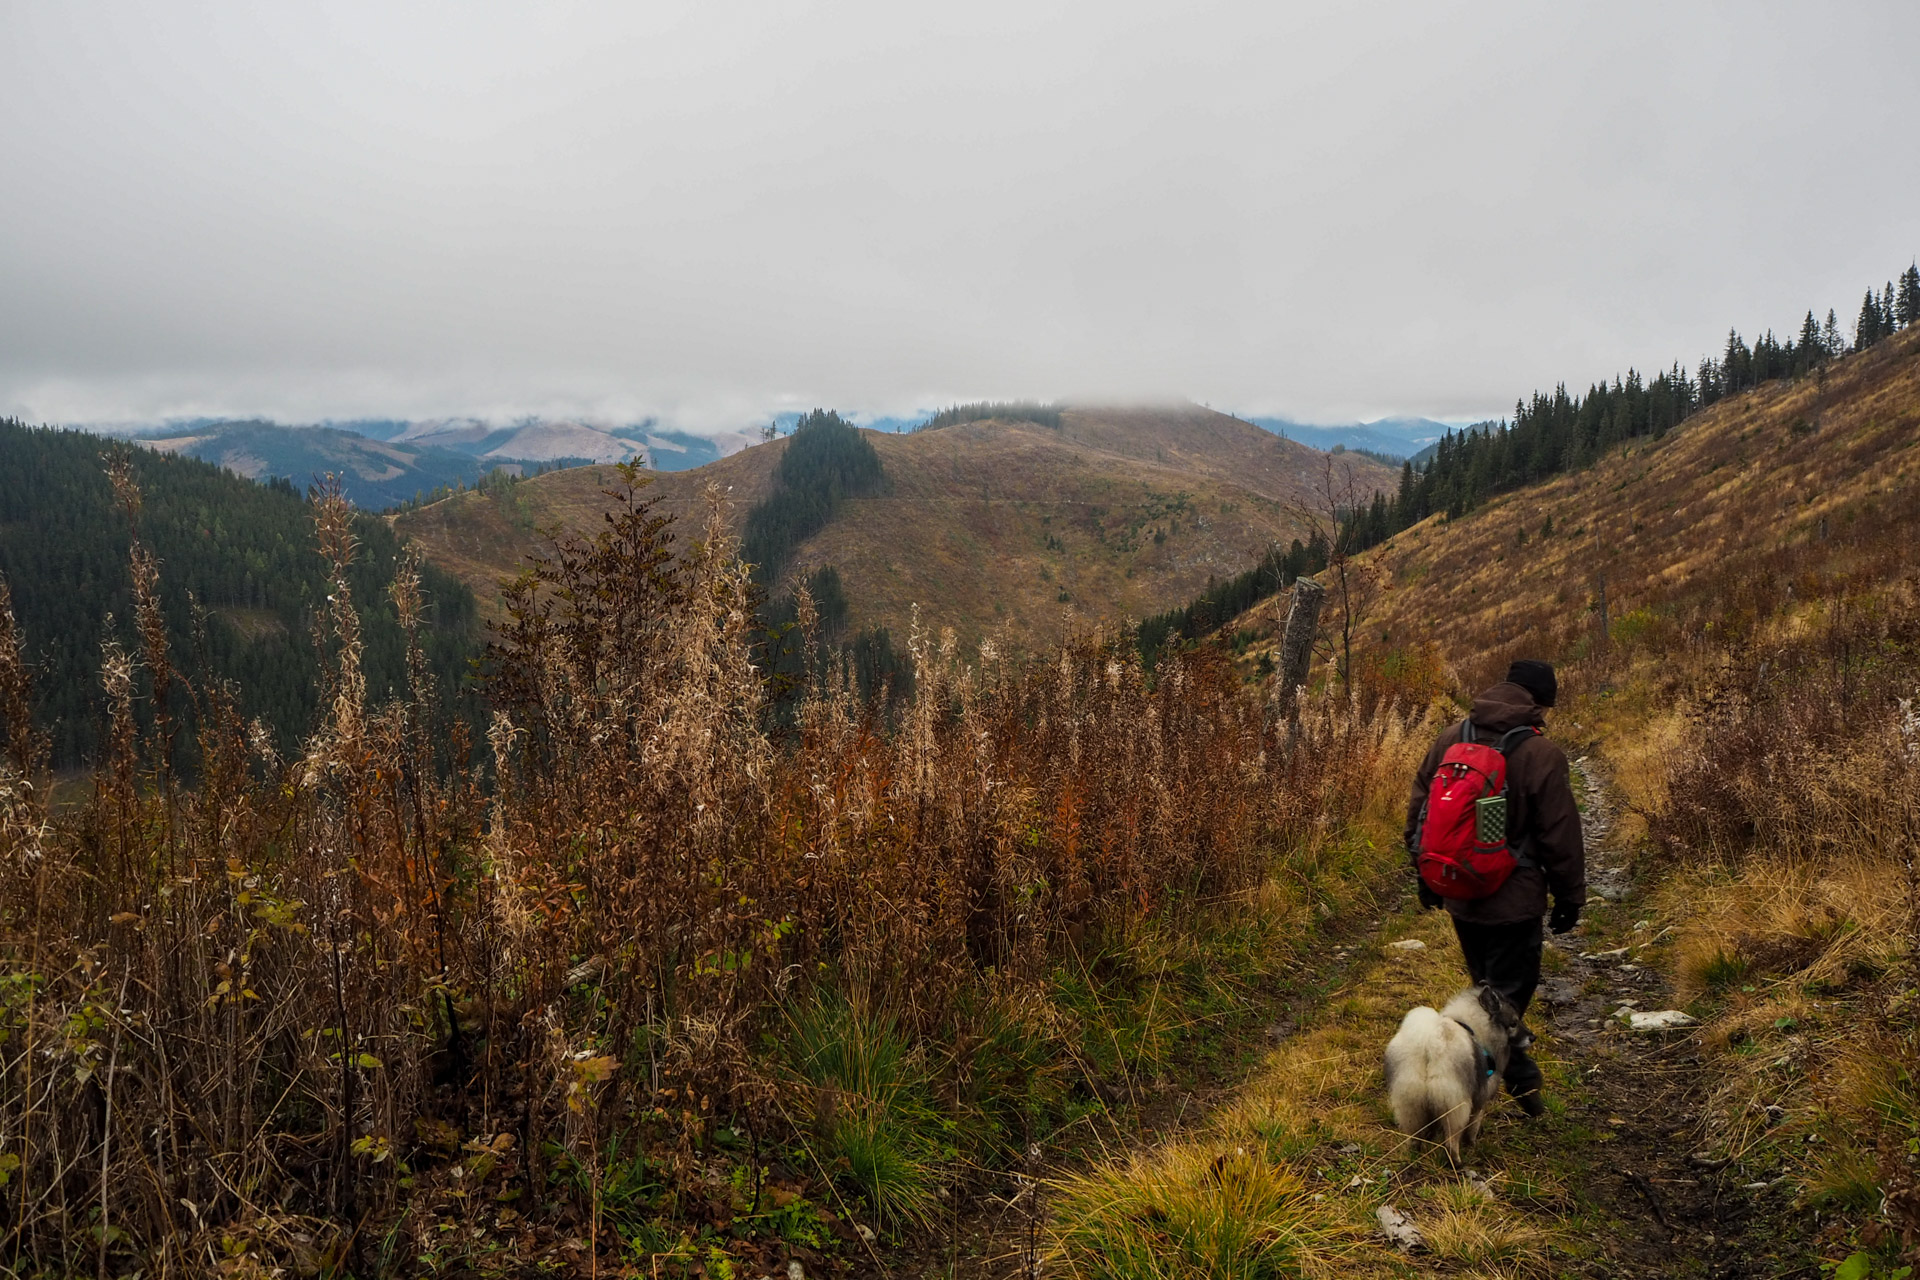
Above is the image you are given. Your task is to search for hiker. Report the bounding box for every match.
[1405,659,1585,1117]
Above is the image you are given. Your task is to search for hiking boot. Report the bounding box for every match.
[1504,1044,1546,1117]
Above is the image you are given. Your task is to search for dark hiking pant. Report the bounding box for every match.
[1451,916,1545,1100]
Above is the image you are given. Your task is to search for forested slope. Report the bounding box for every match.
[0,421,480,766]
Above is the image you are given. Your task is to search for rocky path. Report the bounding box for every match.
[1533,760,1815,1279]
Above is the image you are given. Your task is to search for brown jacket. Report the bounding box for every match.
[1404,682,1586,925]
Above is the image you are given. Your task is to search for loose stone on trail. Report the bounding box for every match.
[1387,938,1426,951]
[1376,1203,1425,1252]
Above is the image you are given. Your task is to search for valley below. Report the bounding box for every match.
[396,403,1393,650]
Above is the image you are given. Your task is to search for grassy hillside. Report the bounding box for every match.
[1366,323,1920,693]
[395,403,1394,647]
[1196,325,1919,698]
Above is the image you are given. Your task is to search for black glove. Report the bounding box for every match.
[1549,901,1581,934]
[1417,882,1444,911]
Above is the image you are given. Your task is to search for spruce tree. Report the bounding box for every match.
[1856,291,1882,351]
[1724,329,1748,391]
[1886,282,1901,337]
[1698,356,1721,405]
[1823,309,1842,356]
[1899,264,1920,329]
[1797,310,1822,371]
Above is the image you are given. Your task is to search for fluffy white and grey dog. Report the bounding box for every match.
[1383,984,1524,1162]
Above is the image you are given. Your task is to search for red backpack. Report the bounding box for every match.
[1414,720,1542,900]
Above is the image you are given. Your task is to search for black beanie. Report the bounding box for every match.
[1506,659,1557,708]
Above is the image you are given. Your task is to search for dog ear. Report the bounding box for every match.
[1476,984,1508,1022]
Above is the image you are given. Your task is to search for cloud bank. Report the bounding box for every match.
[3,2,1916,433]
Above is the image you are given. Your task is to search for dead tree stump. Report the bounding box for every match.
[1273,577,1325,721]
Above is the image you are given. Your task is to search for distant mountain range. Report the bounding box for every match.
[349,417,733,470]
[110,417,745,510]
[126,421,494,511]
[1241,415,1468,461]
[397,403,1398,650]
[92,408,1473,513]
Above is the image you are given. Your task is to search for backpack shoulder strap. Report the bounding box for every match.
[1495,725,1541,755]
[1460,718,1477,745]
[1494,726,1543,870]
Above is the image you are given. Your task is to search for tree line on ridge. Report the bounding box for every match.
[1136,261,1920,667]
[1340,261,1920,551]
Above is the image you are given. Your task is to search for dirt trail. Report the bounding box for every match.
[899,759,1823,1277]
[888,893,1406,1278]
[1535,761,1816,1279]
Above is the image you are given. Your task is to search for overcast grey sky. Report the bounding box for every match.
[3,2,1916,432]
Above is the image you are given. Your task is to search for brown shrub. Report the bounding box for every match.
[0,465,1389,1273]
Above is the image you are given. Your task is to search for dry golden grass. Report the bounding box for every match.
[1666,852,1903,1007]
[1635,682,1920,1244]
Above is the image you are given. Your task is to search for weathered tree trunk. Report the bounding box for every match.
[1273,577,1325,719]
[1596,572,1609,651]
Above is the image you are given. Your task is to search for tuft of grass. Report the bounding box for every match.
[1807,1144,1883,1214]
[1416,1178,1547,1268]
[786,992,943,1232]
[1697,948,1752,993]
[1048,1147,1332,1279]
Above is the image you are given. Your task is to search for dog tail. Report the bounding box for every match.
[1386,1008,1476,1162]
[1393,1092,1455,1150]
